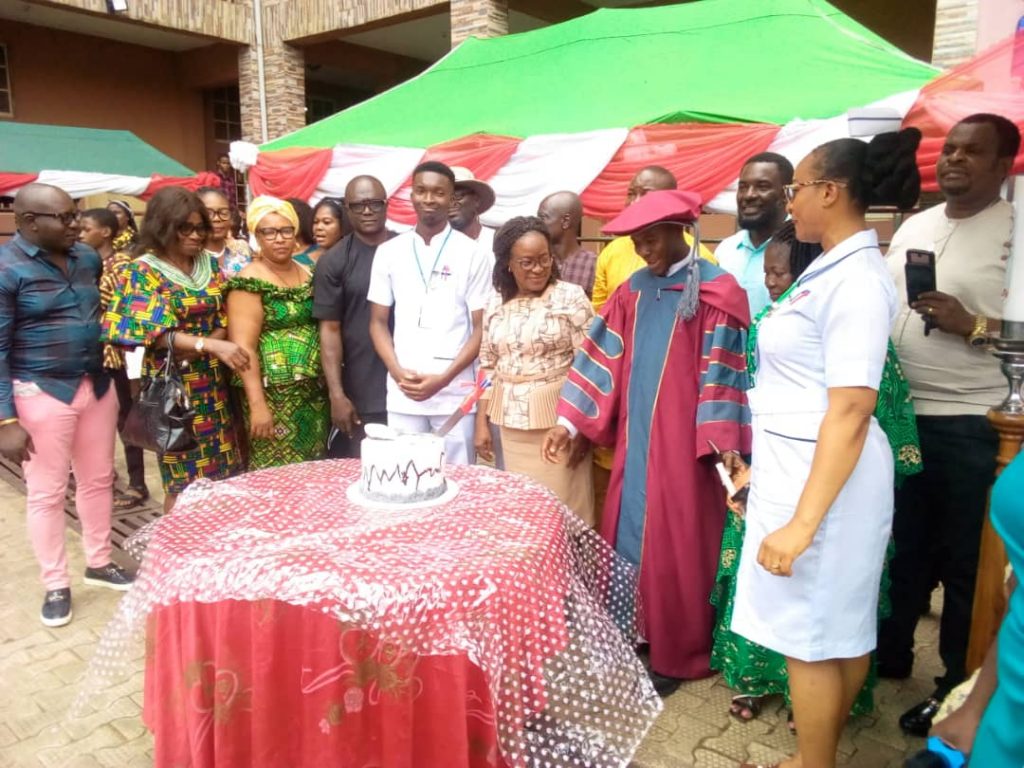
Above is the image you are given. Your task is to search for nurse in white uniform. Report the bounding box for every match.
[731,130,920,768]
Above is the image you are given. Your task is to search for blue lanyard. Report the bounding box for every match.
[413,228,452,292]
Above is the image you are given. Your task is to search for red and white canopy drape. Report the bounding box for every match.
[0,171,222,200]
[235,89,933,225]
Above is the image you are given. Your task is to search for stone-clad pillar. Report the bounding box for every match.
[932,0,979,68]
[238,0,306,144]
[451,0,509,47]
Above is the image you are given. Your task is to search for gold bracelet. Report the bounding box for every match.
[0,417,18,427]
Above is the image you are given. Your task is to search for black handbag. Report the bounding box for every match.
[121,332,198,454]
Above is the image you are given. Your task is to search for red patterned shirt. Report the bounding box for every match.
[558,247,597,299]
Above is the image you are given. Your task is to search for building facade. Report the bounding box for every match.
[0,0,1007,174]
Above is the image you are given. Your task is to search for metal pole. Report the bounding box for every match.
[253,0,269,144]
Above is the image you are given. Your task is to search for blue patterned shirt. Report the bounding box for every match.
[0,235,110,419]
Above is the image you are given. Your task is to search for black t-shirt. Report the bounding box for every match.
[312,232,394,415]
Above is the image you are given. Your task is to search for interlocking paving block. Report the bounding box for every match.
[635,712,722,763]
[36,725,123,768]
[693,746,742,767]
[108,715,147,744]
[702,719,769,761]
[3,723,71,768]
[745,739,790,766]
[0,722,17,748]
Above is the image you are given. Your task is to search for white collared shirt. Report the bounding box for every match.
[367,224,492,415]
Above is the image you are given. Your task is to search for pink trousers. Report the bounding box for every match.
[16,378,117,590]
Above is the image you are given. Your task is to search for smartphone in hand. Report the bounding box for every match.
[905,249,937,335]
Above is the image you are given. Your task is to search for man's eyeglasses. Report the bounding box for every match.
[782,179,848,202]
[177,222,211,237]
[206,207,232,221]
[514,255,553,271]
[256,226,296,240]
[346,199,386,214]
[451,191,474,205]
[26,211,81,226]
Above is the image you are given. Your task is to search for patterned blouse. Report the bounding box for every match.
[98,250,133,370]
[480,280,594,431]
[207,238,253,279]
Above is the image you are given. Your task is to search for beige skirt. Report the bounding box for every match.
[499,425,595,526]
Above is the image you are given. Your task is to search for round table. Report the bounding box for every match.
[120,461,659,767]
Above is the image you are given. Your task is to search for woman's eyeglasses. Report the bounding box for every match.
[782,179,848,202]
[346,199,386,214]
[176,222,210,237]
[206,207,232,221]
[514,255,553,271]
[256,226,296,240]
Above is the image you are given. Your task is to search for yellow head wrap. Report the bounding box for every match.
[246,195,299,234]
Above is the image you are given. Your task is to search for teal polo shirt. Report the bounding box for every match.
[714,229,772,318]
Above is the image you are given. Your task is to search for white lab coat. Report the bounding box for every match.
[731,229,897,661]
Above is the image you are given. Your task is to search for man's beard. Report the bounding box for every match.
[737,208,775,231]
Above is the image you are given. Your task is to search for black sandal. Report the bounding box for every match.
[729,695,763,723]
[113,486,149,510]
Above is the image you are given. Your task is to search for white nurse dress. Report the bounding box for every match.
[730,229,897,662]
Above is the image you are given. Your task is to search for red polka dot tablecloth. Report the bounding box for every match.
[83,461,662,767]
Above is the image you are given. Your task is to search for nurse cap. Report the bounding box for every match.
[601,190,702,236]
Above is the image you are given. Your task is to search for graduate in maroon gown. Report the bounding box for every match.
[543,190,751,693]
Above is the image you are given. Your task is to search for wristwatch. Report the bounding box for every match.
[967,315,990,348]
[194,337,206,354]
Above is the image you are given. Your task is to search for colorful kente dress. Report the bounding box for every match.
[226,276,328,469]
[710,283,923,713]
[103,253,241,495]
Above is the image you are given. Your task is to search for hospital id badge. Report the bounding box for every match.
[418,296,438,329]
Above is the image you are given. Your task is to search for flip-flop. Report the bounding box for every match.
[729,695,763,723]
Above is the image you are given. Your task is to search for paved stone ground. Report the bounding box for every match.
[0,457,938,767]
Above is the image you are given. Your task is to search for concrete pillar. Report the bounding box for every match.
[451,0,509,47]
[932,0,979,68]
[239,0,306,144]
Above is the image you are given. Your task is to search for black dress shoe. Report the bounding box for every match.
[899,697,941,737]
[648,670,683,697]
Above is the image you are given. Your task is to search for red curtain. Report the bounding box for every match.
[580,123,780,219]
[0,172,39,196]
[903,33,1024,191]
[248,147,334,201]
[142,171,222,199]
[388,134,521,225]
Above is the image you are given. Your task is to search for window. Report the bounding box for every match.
[206,86,244,210]
[211,86,242,143]
[0,45,12,117]
[306,96,337,125]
